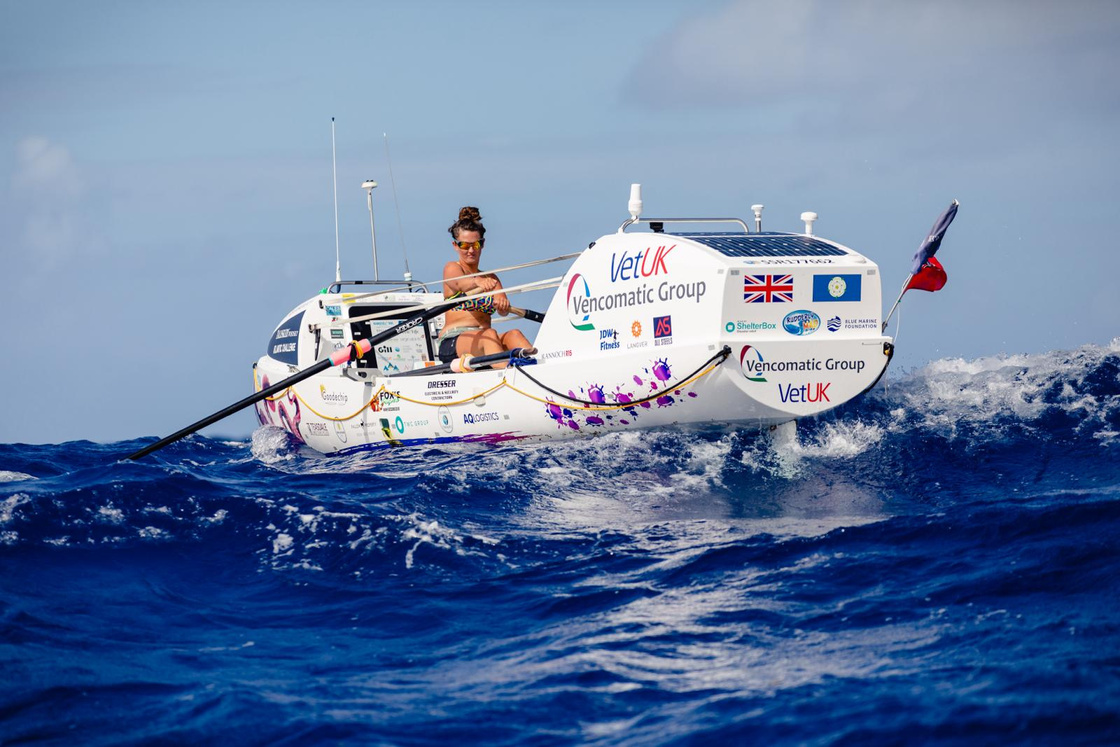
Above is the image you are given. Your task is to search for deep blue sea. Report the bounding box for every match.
[3,342,1119,745]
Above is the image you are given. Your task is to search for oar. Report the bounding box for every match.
[126,299,463,460]
[394,347,538,378]
[506,306,545,323]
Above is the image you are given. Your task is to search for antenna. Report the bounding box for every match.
[800,211,818,236]
[362,180,379,280]
[331,118,341,283]
[383,133,412,283]
[628,184,643,220]
[751,204,764,233]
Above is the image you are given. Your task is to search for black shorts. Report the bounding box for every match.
[438,336,458,363]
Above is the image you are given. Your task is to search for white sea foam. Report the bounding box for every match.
[249,426,300,464]
[272,532,294,554]
[396,512,500,570]
[98,506,125,524]
[0,494,30,523]
[886,340,1119,441]
[0,471,36,483]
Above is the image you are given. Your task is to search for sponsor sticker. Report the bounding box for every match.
[319,385,349,404]
[369,390,401,412]
[725,320,778,334]
[330,328,344,339]
[438,406,453,433]
[267,311,303,365]
[609,245,674,282]
[325,304,342,317]
[599,328,620,350]
[426,379,458,401]
[654,315,673,347]
[777,382,832,404]
[750,258,835,265]
[741,352,867,376]
[782,310,821,336]
[826,316,878,332]
[568,274,706,331]
[739,345,767,382]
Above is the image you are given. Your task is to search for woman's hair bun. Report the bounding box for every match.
[449,206,486,238]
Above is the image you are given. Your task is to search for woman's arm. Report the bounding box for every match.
[443,262,500,296]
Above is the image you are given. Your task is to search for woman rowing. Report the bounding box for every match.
[437,206,534,365]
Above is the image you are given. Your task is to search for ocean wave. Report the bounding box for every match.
[875,338,1120,443]
[0,342,1116,556]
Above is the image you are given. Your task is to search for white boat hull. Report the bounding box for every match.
[254,225,894,454]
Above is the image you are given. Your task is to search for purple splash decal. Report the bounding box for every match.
[255,374,304,443]
[543,356,701,431]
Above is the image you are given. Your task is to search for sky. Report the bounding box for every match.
[2,0,1119,445]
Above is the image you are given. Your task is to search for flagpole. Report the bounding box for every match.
[883,275,912,332]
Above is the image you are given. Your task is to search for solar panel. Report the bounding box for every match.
[680,232,848,258]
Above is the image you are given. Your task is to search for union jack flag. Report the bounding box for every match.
[743,274,794,303]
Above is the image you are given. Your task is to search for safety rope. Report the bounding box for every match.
[511,345,732,410]
[254,346,732,422]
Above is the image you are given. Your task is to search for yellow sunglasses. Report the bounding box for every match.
[454,240,484,250]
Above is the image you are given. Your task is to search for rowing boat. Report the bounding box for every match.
[252,187,894,454]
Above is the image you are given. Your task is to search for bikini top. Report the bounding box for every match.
[446,290,497,315]
[446,263,498,315]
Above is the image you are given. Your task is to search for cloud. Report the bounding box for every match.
[13,136,85,197]
[623,0,1120,133]
[6,137,91,271]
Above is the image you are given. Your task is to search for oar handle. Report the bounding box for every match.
[462,285,546,323]
[504,306,546,323]
[395,347,537,378]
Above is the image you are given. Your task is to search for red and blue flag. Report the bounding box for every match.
[910,200,959,275]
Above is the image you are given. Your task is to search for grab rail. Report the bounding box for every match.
[617,217,751,234]
[315,276,564,329]
[333,251,582,303]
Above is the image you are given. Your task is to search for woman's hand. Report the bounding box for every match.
[493,292,511,315]
[473,275,500,292]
